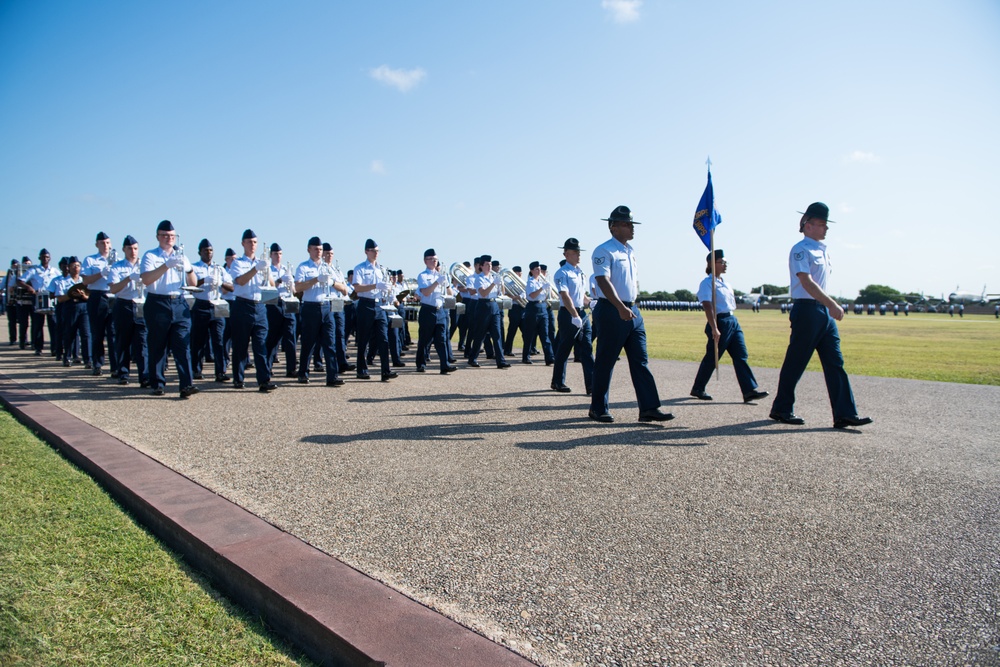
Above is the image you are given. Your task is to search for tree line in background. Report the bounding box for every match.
[638,284,929,304]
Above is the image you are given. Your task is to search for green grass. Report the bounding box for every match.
[643,309,1000,385]
[0,408,311,667]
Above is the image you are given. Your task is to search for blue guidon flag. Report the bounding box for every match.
[693,171,722,250]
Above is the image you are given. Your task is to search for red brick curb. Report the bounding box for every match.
[0,373,534,667]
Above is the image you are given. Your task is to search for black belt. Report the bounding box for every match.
[235,296,261,304]
[420,303,443,311]
[147,293,185,302]
[717,312,732,319]
[793,299,815,304]
[601,299,634,307]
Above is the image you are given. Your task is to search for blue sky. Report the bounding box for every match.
[2,0,998,300]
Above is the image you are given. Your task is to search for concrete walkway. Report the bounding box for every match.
[1,345,998,666]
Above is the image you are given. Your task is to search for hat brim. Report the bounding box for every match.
[601,218,641,224]
[796,211,836,223]
[558,246,586,251]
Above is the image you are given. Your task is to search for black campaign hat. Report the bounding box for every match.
[242,229,256,240]
[559,237,585,251]
[601,205,640,225]
[156,220,174,232]
[706,249,725,263]
[797,202,836,223]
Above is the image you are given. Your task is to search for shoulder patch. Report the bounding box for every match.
[793,251,805,261]
[594,257,606,265]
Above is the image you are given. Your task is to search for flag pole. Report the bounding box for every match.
[707,157,719,379]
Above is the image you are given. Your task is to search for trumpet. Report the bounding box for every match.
[257,241,279,304]
[499,268,528,307]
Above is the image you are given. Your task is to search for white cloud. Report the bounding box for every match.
[370,159,386,175]
[602,0,642,23]
[369,65,427,92]
[845,150,880,163]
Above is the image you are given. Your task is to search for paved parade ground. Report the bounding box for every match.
[1,344,998,666]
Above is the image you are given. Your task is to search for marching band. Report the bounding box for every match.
[0,204,783,424]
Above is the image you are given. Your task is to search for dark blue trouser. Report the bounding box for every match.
[30,307,56,354]
[6,302,18,343]
[190,300,226,379]
[231,298,270,386]
[112,298,147,383]
[298,302,339,383]
[691,313,758,396]
[265,304,297,376]
[62,302,90,363]
[355,299,389,376]
[145,294,193,391]
[521,301,553,363]
[589,299,660,415]
[87,291,115,369]
[416,304,450,371]
[503,303,524,355]
[332,310,349,370]
[468,300,506,366]
[552,307,594,392]
[772,300,858,420]
[459,299,478,353]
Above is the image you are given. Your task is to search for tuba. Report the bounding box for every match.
[500,269,528,308]
[448,262,472,315]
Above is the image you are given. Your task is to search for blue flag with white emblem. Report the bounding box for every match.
[692,171,722,250]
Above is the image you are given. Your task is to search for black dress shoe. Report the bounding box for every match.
[690,390,713,400]
[833,415,873,429]
[258,382,278,392]
[441,365,458,374]
[151,387,164,396]
[743,389,769,403]
[770,412,805,425]
[326,379,345,387]
[551,382,572,393]
[118,377,129,386]
[638,408,675,422]
[180,385,199,398]
[468,360,481,368]
[588,410,614,423]
[340,363,356,372]
[285,371,297,378]
[62,359,71,368]
[521,359,533,365]
[497,362,511,369]
[193,373,203,380]
[357,372,371,380]
[92,367,103,376]
[392,361,407,367]
[215,374,230,382]
[297,376,310,383]
[233,381,246,389]
[416,366,426,373]
[140,379,150,389]
[381,371,398,381]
